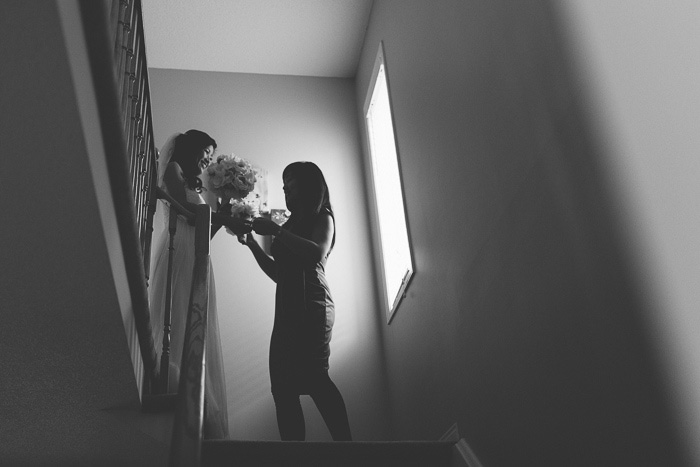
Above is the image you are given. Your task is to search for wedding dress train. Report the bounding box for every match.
[149,185,229,439]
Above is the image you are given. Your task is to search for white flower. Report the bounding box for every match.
[230,199,259,220]
[208,167,227,189]
[205,154,259,201]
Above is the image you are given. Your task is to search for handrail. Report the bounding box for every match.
[169,204,212,467]
[78,0,159,390]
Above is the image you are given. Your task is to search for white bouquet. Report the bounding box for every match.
[205,154,258,202]
[229,198,260,221]
[205,154,267,241]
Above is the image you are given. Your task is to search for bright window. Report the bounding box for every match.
[364,43,414,323]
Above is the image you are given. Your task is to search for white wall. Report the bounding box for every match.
[355,0,697,465]
[148,69,389,440]
[557,1,700,462]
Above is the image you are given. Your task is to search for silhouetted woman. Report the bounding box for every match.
[245,161,352,441]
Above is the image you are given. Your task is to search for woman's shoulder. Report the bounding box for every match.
[313,209,334,235]
[163,160,183,180]
[313,208,333,227]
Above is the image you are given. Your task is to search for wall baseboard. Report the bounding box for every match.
[453,438,484,467]
[441,423,484,467]
[440,422,461,442]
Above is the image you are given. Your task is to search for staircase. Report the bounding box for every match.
[35,1,472,465]
[201,440,457,467]
[144,395,462,467]
[143,399,459,466]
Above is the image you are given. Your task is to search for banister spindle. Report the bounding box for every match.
[142,139,158,282]
[160,204,179,393]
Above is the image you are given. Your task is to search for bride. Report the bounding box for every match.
[149,129,250,438]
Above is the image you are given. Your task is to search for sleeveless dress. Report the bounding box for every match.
[149,186,229,438]
[269,209,335,395]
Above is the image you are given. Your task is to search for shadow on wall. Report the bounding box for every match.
[353,0,696,465]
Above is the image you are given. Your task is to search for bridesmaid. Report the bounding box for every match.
[245,161,352,441]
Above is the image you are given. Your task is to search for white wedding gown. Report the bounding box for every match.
[149,184,229,439]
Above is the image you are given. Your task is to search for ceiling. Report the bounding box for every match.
[141,0,374,78]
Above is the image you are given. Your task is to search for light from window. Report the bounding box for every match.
[364,44,414,322]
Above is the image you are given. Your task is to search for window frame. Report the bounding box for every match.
[362,41,415,324]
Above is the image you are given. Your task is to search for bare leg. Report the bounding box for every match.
[309,373,352,441]
[273,392,305,441]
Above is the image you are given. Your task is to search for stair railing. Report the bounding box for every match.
[110,0,207,401]
[111,0,164,392]
[78,0,159,390]
[111,0,211,462]
[110,0,159,283]
[82,0,211,462]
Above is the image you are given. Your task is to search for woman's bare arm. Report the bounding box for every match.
[253,213,333,264]
[163,161,202,213]
[245,234,277,282]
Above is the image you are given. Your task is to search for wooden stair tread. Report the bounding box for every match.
[201,439,455,467]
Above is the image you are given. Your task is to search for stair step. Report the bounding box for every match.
[202,440,455,467]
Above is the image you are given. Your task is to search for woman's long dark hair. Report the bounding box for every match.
[171,129,217,192]
[283,161,335,251]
